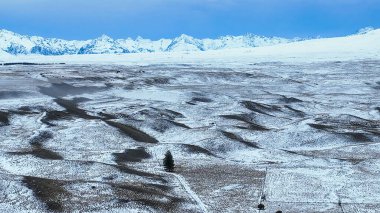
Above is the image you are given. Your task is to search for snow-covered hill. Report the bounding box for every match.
[0,29,299,55]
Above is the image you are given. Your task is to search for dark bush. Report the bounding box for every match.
[163,151,174,172]
[258,203,265,210]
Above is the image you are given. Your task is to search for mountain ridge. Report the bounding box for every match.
[0,28,377,56]
[0,29,302,55]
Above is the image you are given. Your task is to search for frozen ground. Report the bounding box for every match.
[0,59,379,212]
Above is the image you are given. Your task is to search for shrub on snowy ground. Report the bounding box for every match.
[163,151,175,172]
[258,203,265,210]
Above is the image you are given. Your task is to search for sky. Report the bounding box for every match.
[0,0,379,40]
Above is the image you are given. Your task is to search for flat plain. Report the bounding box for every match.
[0,60,379,212]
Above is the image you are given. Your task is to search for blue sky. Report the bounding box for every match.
[0,0,379,40]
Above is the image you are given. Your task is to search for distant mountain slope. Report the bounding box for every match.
[0,29,300,55]
[246,27,380,58]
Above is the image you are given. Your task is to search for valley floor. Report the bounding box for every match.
[0,61,379,212]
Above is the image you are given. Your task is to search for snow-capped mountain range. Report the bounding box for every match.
[0,29,301,55]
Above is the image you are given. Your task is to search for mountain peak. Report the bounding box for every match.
[96,34,113,41]
[0,29,18,37]
[176,34,195,41]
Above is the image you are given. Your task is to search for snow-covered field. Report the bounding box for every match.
[0,30,380,212]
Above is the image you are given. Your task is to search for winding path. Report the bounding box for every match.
[155,170,208,213]
[170,172,208,213]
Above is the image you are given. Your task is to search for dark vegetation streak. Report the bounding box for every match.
[150,119,190,133]
[7,149,60,160]
[336,158,366,164]
[221,114,270,131]
[247,123,271,131]
[18,106,33,111]
[111,182,184,212]
[369,130,380,136]
[284,105,306,117]
[105,121,158,143]
[9,131,63,160]
[71,97,92,103]
[98,112,119,120]
[146,183,172,191]
[113,164,165,182]
[30,131,63,160]
[145,107,186,120]
[9,148,63,160]
[279,96,303,103]
[163,109,185,118]
[309,123,374,142]
[308,123,333,130]
[62,159,166,182]
[77,161,169,184]
[144,77,171,85]
[23,176,70,212]
[241,100,281,116]
[221,131,260,148]
[309,114,380,140]
[54,98,98,120]
[30,131,53,146]
[166,120,191,129]
[342,132,372,142]
[182,144,218,157]
[21,175,175,212]
[41,110,72,126]
[27,131,63,160]
[113,147,152,163]
[49,97,160,143]
[186,101,197,105]
[281,149,303,156]
[191,97,213,103]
